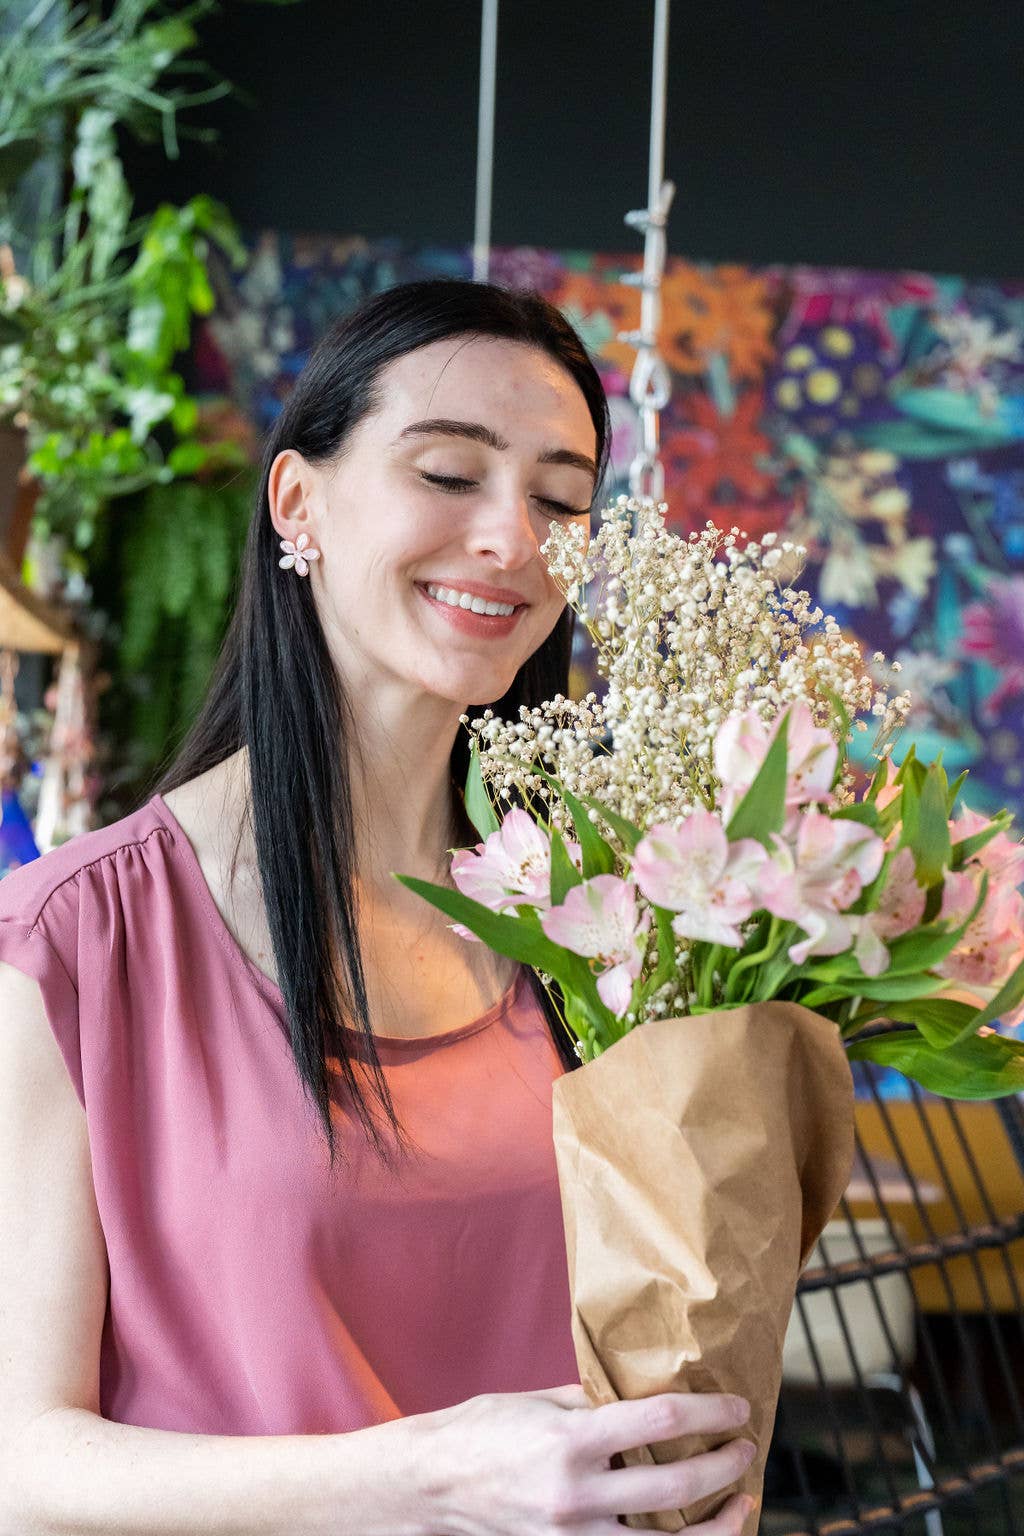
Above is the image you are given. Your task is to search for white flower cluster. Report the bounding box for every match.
[460,497,912,844]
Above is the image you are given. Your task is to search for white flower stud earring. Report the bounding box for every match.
[278,532,321,577]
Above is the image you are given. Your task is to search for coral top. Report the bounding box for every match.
[0,792,579,1432]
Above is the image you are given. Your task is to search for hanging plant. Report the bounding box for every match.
[0,0,293,555]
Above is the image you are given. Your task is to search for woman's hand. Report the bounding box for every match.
[421,1382,757,1534]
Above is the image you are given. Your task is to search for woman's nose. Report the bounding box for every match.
[468,494,541,566]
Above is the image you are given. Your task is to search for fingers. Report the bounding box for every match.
[576,1390,750,1461]
[587,1490,755,1535]
[689,1491,758,1534]
[519,1382,592,1408]
[578,1437,757,1520]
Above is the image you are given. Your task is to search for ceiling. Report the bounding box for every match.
[121,0,1024,281]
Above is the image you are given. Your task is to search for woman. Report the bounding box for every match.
[0,279,756,1534]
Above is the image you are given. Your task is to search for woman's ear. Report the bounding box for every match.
[268,448,320,545]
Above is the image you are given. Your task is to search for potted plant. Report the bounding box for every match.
[0,1,256,569]
[0,0,286,813]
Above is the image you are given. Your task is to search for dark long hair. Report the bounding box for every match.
[150,278,612,1174]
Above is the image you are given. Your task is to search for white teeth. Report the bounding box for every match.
[424,583,516,617]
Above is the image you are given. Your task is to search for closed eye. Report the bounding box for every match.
[418,471,588,517]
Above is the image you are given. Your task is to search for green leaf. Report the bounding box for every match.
[950,811,1014,870]
[526,763,617,878]
[166,441,208,476]
[187,195,248,269]
[186,263,214,315]
[875,796,905,841]
[847,1027,1024,1100]
[880,921,969,975]
[800,972,948,1007]
[833,802,881,830]
[894,745,922,789]
[171,394,199,437]
[140,16,199,65]
[865,757,895,806]
[393,875,555,966]
[795,984,855,1008]
[550,827,583,906]
[952,953,1024,1044]
[902,761,952,886]
[651,904,677,982]
[946,770,968,816]
[725,711,789,848]
[392,871,614,1039]
[880,998,979,1049]
[464,740,500,840]
[577,793,645,855]
[896,763,921,849]
[821,688,852,786]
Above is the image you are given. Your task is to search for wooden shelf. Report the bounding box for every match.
[0,549,76,654]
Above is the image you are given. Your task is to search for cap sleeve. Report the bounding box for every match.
[0,912,83,1109]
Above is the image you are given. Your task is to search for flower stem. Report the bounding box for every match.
[723,916,782,1003]
[697,944,724,1009]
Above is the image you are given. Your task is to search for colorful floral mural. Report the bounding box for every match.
[196,235,1024,833]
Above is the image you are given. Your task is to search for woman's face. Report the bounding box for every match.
[270,334,599,708]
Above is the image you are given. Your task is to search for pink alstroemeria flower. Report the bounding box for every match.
[756,810,886,965]
[448,808,582,942]
[540,875,651,1017]
[714,701,838,822]
[631,809,768,948]
[937,866,1024,1025]
[850,845,927,977]
[950,805,1024,888]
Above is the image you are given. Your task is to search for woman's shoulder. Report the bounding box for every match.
[0,794,168,934]
[0,752,245,936]
[0,796,176,1110]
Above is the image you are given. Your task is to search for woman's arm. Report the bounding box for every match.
[5,1407,443,1536]
[0,963,444,1536]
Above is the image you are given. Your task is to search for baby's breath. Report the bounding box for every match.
[464,498,911,841]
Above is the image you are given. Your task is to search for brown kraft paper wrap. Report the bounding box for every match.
[550,1001,855,1533]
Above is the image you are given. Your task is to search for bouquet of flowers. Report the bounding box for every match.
[395,496,1024,1532]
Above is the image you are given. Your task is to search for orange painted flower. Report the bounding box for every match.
[552,261,776,383]
[550,268,641,374]
[660,263,777,381]
[663,390,777,515]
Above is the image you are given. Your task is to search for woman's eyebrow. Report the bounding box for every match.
[392,417,597,482]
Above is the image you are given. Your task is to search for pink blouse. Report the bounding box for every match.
[0,792,579,1432]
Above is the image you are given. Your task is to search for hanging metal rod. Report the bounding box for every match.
[473,0,498,282]
[621,0,674,503]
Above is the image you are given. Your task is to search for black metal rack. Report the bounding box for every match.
[763,1064,1024,1535]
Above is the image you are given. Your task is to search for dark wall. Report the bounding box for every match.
[122,0,1024,279]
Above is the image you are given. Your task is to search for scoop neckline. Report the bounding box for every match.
[148,791,524,1049]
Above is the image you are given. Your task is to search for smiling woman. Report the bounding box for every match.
[0,277,763,1533]
[159,285,612,1158]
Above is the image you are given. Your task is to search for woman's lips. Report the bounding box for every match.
[415,582,527,638]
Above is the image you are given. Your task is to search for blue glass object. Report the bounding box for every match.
[0,786,40,877]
